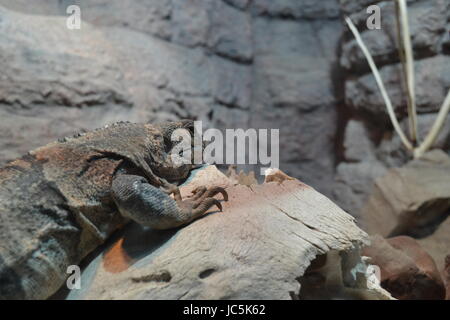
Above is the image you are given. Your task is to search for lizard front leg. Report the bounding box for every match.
[111,174,228,230]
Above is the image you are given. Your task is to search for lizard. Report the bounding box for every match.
[0,120,228,300]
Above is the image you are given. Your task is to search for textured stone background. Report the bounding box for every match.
[0,0,448,220]
[335,0,450,220]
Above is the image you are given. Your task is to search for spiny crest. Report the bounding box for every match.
[58,130,87,143]
[97,121,133,131]
[57,121,133,143]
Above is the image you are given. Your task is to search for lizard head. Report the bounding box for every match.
[152,119,203,182]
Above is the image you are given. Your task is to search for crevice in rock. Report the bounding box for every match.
[388,203,450,239]
[130,270,172,283]
[199,268,217,279]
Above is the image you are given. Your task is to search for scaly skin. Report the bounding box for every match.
[0,121,227,300]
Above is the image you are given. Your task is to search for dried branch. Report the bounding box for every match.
[414,90,450,158]
[396,0,418,144]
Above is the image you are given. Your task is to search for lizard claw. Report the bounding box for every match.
[171,185,229,224]
[213,187,228,201]
[191,186,228,202]
[212,198,222,212]
[192,197,222,215]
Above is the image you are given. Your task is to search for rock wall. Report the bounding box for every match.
[333,0,450,219]
[0,0,342,197]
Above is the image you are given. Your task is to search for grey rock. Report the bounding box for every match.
[343,120,377,162]
[413,113,450,150]
[250,15,342,195]
[0,7,133,163]
[222,0,250,10]
[414,56,450,114]
[252,18,338,110]
[171,0,211,47]
[75,0,173,40]
[212,56,252,109]
[172,0,253,62]
[9,0,175,40]
[376,113,450,168]
[339,0,384,15]
[211,104,250,130]
[208,1,253,62]
[341,0,449,72]
[0,0,61,15]
[346,55,450,122]
[249,105,338,196]
[332,119,387,221]
[0,7,130,109]
[376,133,411,168]
[333,161,387,220]
[112,33,212,98]
[251,0,340,19]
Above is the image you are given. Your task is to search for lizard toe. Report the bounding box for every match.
[192,198,223,215]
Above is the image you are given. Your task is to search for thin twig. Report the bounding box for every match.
[396,0,419,144]
[414,90,450,158]
[344,16,413,151]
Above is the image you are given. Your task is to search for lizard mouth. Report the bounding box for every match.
[154,162,193,183]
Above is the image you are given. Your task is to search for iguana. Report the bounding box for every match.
[0,120,228,300]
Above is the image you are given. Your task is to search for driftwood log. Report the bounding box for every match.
[63,166,391,300]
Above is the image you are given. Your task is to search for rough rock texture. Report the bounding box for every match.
[0,0,343,198]
[341,0,449,77]
[346,55,450,121]
[363,235,446,300]
[61,166,391,300]
[377,114,450,168]
[362,150,450,238]
[0,6,133,161]
[250,12,342,196]
[333,0,450,220]
[333,120,387,219]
